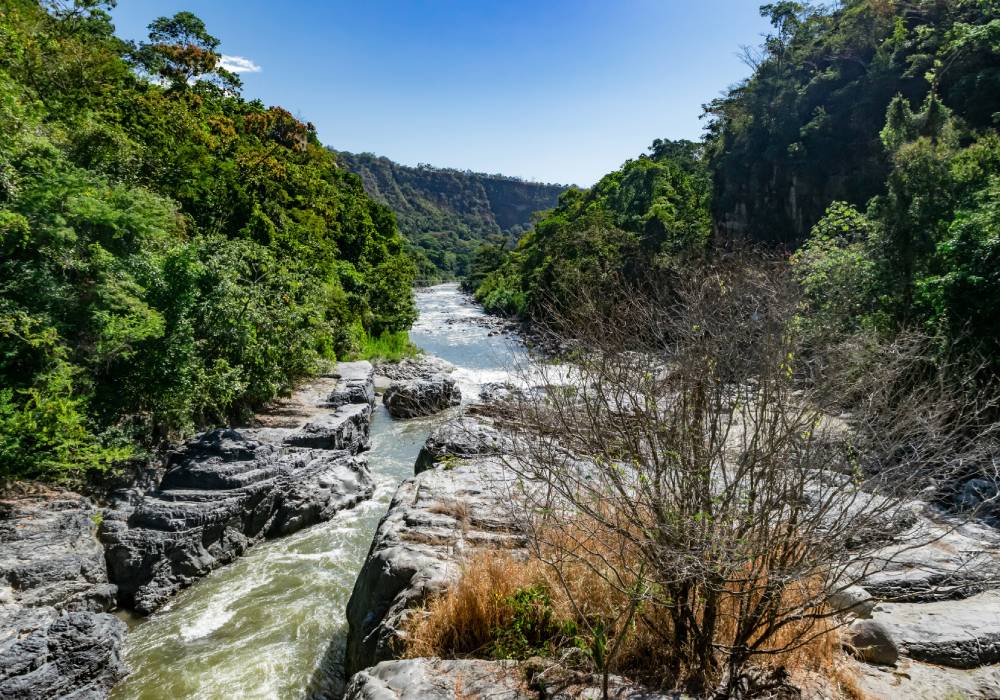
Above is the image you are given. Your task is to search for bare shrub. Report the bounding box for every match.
[484,256,998,697]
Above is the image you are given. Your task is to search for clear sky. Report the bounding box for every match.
[110,1,773,186]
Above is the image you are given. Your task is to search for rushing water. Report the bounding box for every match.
[110,284,524,700]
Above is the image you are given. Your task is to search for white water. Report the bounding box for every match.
[110,284,524,700]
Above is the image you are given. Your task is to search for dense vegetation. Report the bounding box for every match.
[0,0,416,482]
[470,0,1000,365]
[467,139,711,317]
[334,150,565,282]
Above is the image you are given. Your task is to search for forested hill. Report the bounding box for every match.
[0,2,415,483]
[333,150,566,280]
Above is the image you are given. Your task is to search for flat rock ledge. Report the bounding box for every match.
[101,361,377,614]
[0,492,127,698]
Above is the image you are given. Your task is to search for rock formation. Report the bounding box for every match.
[102,361,378,614]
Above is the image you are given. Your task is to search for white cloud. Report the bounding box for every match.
[219,55,262,74]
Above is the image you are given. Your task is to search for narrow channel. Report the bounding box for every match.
[110,284,525,700]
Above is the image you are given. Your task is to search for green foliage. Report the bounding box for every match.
[705,0,1000,244]
[0,1,415,481]
[795,92,1000,363]
[468,140,711,319]
[334,151,565,282]
[346,324,420,363]
[490,585,575,660]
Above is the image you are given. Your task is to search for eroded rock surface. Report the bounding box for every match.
[414,417,512,474]
[343,456,521,678]
[0,491,127,698]
[383,377,461,419]
[1,493,116,613]
[0,604,126,699]
[101,362,377,614]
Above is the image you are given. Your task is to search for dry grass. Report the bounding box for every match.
[405,551,549,659]
[404,515,845,695]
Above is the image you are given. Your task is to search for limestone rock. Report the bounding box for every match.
[383,377,461,419]
[0,604,127,699]
[343,659,532,700]
[874,590,1000,668]
[0,493,116,613]
[101,430,373,614]
[414,417,512,474]
[343,457,522,678]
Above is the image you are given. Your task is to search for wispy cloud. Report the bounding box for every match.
[219,55,262,74]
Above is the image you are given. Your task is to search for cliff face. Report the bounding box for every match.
[333,150,565,279]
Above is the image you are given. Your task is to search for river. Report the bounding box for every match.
[110,283,525,700]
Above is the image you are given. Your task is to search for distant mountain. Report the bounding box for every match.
[333,150,567,281]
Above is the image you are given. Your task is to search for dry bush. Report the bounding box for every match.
[479,256,998,698]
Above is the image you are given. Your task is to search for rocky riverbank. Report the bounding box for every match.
[342,409,1000,699]
[1,362,379,698]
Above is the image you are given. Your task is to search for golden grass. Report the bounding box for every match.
[405,551,548,659]
[404,514,847,695]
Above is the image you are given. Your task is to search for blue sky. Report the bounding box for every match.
[111,1,773,186]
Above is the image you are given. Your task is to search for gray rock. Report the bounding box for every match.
[101,364,378,614]
[857,517,1000,603]
[827,585,875,618]
[0,604,127,699]
[284,402,372,452]
[857,658,1000,700]
[375,356,455,382]
[343,659,531,700]
[0,493,116,613]
[847,619,899,665]
[327,362,377,409]
[414,418,513,474]
[342,658,683,700]
[343,457,522,678]
[383,377,461,419]
[874,590,1000,668]
[101,430,373,613]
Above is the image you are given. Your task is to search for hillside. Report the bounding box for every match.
[333,150,566,280]
[0,3,415,483]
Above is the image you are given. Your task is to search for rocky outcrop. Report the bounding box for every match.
[1,493,116,613]
[414,417,512,474]
[383,377,461,419]
[101,362,377,614]
[0,604,126,699]
[343,456,522,678]
[0,492,127,697]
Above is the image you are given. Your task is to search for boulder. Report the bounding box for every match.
[857,658,1000,700]
[283,402,372,452]
[343,457,522,678]
[827,585,875,619]
[414,418,512,474]
[874,590,1000,668]
[847,619,899,665]
[0,604,127,699]
[327,362,377,409]
[101,430,373,614]
[383,377,461,419]
[0,493,116,613]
